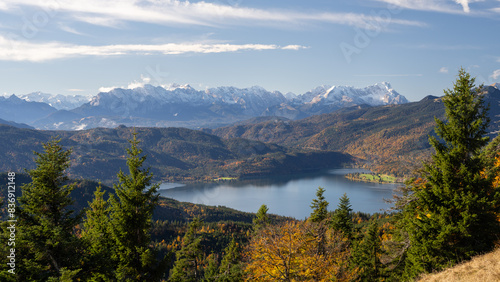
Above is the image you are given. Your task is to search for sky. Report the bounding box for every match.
[0,0,499,102]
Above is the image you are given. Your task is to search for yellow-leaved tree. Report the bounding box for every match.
[244,220,354,281]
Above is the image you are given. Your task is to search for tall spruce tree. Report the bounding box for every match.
[309,187,329,223]
[81,185,115,281]
[352,220,385,281]
[203,253,220,282]
[169,218,204,281]
[108,132,163,281]
[253,204,270,232]
[218,237,244,281]
[16,138,82,281]
[331,193,354,240]
[403,68,500,278]
[309,187,330,256]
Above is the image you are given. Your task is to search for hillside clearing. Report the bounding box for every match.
[418,248,500,282]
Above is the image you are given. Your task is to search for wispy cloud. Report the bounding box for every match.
[0,0,426,30]
[354,74,423,77]
[0,35,306,62]
[439,67,449,73]
[58,24,86,36]
[373,0,488,14]
[455,0,470,12]
[98,76,153,92]
[491,69,500,80]
[373,0,464,14]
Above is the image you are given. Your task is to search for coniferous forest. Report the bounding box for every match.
[1,69,500,281]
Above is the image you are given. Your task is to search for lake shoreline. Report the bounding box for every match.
[158,168,396,218]
[344,172,404,184]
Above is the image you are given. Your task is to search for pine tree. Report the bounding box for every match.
[218,238,243,281]
[308,187,330,256]
[403,68,500,277]
[81,185,115,281]
[252,204,270,231]
[203,253,220,281]
[169,218,204,282]
[108,132,163,281]
[331,193,354,240]
[16,138,83,280]
[352,220,384,281]
[309,187,329,223]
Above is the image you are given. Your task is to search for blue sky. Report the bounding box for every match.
[0,0,499,101]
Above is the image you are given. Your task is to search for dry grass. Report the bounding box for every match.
[418,248,500,282]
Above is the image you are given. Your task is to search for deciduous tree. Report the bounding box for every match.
[245,220,353,281]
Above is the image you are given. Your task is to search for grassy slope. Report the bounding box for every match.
[418,248,500,282]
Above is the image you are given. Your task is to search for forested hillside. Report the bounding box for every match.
[209,96,445,176]
[209,84,500,176]
[0,125,352,184]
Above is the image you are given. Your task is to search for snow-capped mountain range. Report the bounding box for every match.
[18,92,92,110]
[1,82,410,130]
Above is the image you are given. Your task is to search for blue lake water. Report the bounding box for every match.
[158,168,399,219]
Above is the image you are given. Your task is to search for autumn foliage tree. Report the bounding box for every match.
[245,220,353,281]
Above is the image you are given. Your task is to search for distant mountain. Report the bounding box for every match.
[288,82,408,115]
[18,92,91,110]
[0,118,34,129]
[0,95,57,124]
[30,82,406,130]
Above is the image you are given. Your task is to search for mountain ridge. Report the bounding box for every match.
[3,82,408,130]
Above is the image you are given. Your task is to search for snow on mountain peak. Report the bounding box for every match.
[17,91,92,110]
[296,82,407,107]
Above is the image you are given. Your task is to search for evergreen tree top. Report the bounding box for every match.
[309,187,329,223]
[433,67,490,157]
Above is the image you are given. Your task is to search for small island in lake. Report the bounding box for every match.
[345,172,401,183]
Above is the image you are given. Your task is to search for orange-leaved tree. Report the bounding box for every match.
[244,220,354,281]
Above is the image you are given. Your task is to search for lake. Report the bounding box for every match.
[158,168,399,219]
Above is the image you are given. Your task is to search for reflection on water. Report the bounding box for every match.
[158,169,398,219]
